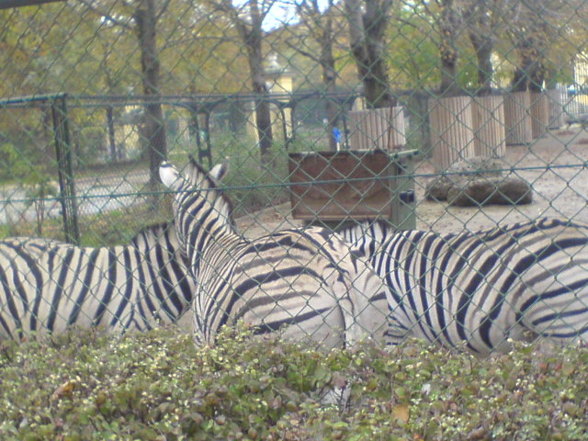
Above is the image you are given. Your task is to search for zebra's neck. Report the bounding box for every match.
[186,220,243,277]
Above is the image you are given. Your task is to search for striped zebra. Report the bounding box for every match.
[159,158,388,349]
[0,223,195,339]
[339,218,588,354]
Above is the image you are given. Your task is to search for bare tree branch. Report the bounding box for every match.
[155,0,173,21]
[284,36,321,63]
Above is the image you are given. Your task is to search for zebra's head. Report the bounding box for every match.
[160,156,234,261]
[160,157,228,192]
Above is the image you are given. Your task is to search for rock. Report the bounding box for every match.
[425,175,454,201]
[425,156,532,207]
[445,156,505,178]
[447,177,533,206]
[426,157,505,201]
[565,112,588,129]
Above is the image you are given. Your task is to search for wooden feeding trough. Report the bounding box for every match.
[288,149,418,230]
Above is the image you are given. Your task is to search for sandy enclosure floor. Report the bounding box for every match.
[235,127,588,237]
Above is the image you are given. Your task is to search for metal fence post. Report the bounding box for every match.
[51,94,80,245]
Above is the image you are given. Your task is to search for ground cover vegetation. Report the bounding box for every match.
[0,326,586,441]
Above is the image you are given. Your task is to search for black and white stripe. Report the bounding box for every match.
[160,157,388,349]
[0,223,195,339]
[340,218,588,354]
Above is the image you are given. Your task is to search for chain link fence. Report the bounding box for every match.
[1,0,588,353]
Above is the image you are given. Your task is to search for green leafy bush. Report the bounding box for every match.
[1,327,586,441]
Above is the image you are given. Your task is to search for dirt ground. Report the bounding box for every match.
[236,126,588,237]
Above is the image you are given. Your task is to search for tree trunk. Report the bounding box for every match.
[469,32,493,96]
[320,23,338,150]
[248,54,273,162]
[228,100,246,133]
[528,21,549,93]
[345,0,396,109]
[439,47,458,96]
[187,104,202,148]
[242,0,273,163]
[512,56,543,93]
[323,69,338,150]
[135,0,167,189]
[511,38,535,92]
[290,0,340,150]
[511,67,528,92]
[464,1,495,97]
[528,61,546,92]
[106,106,117,162]
[437,0,461,96]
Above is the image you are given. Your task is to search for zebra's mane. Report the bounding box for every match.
[182,156,236,230]
[341,220,395,246]
[344,217,588,249]
[130,222,175,246]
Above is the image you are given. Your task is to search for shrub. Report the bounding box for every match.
[0,327,586,441]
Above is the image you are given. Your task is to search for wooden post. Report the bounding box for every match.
[51,95,80,245]
[504,91,532,145]
[530,92,549,138]
[428,95,475,172]
[347,106,406,150]
[472,95,506,158]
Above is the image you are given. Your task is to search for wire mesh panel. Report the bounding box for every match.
[1,0,588,436]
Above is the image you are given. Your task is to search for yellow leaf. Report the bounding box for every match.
[51,380,77,401]
[392,404,410,423]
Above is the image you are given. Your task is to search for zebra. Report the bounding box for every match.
[0,223,196,339]
[339,218,588,354]
[159,157,388,349]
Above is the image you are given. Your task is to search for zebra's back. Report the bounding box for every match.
[191,227,388,348]
[0,224,194,340]
[340,218,588,354]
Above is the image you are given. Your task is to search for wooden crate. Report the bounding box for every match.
[288,150,417,228]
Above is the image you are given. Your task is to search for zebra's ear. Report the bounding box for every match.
[159,161,181,189]
[209,162,229,183]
